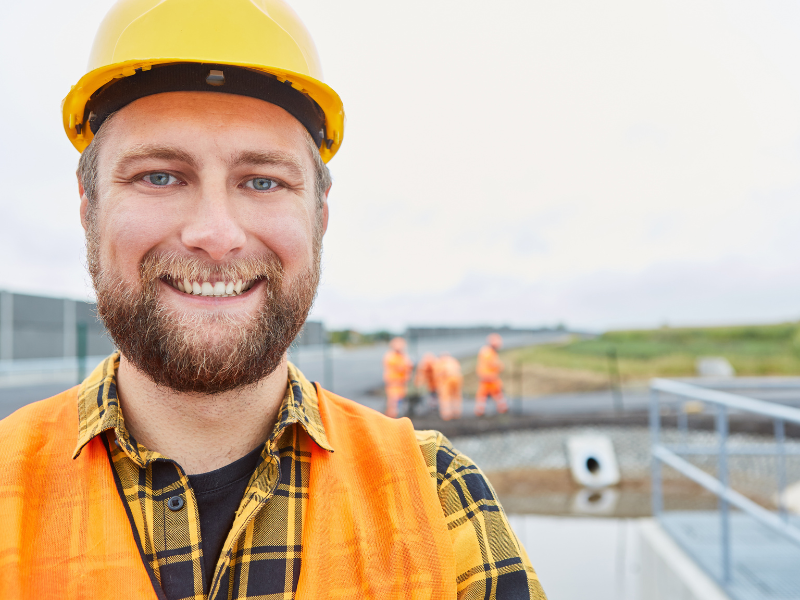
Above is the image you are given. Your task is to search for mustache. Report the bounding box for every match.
[139,251,284,285]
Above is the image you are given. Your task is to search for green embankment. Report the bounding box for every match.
[506,323,800,381]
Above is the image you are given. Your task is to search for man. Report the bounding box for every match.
[383,337,413,418]
[435,353,464,421]
[415,351,440,408]
[476,333,509,416]
[0,1,546,598]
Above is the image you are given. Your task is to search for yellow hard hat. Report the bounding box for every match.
[62,0,345,162]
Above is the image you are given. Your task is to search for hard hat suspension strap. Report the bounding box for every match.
[84,63,328,148]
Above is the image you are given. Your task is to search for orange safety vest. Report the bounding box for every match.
[0,386,456,599]
[476,346,502,381]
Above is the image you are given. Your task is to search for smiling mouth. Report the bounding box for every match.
[164,277,258,297]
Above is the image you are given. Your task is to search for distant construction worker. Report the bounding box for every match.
[384,337,413,417]
[476,334,509,416]
[415,352,439,407]
[436,353,464,421]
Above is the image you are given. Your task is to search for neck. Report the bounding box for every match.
[116,354,289,474]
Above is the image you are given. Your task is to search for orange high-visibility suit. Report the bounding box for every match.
[435,355,463,421]
[475,341,508,416]
[384,338,413,418]
[415,353,439,395]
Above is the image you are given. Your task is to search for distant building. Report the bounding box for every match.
[293,320,326,346]
[404,325,548,340]
[0,291,114,361]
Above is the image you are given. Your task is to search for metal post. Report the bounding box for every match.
[608,348,623,412]
[323,338,333,391]
[775,418,788,521]
[678,405,688,451]
[717,404,731,584]
[77,322,88,384]
[649,388,663,517]
[515,360,523,415]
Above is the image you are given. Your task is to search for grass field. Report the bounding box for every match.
[500,323,800,384]
[460,323,800,395]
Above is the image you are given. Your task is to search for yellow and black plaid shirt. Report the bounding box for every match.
[73,354,546,600]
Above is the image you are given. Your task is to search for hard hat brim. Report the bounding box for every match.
[62,59,345,163]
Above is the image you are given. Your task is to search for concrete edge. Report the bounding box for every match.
[638,518,731,600]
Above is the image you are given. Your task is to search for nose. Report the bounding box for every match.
[180,185,247,261]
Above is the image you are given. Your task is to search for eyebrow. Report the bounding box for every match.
[227,150,307,181]
[112,146,307,181]
[114,145,199,171]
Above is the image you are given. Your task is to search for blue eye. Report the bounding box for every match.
[248,178,277,191]
[145,173,177,186]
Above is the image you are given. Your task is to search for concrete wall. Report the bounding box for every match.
[0,291,115,361]
[294,321,325,346]
[508,516,731,600]
[639,519,731,600]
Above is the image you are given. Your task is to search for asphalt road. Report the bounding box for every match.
[0,382,81,420]
[0,331,567,421]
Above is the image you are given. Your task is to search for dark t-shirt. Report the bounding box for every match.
[187,444,264,594]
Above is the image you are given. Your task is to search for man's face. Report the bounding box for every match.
[81,91,328,393]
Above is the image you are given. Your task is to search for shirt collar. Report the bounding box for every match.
[72,352,333,462]
[281,361,333,452]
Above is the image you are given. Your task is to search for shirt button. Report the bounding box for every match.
[167,495,185,511]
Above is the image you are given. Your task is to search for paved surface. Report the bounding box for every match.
[0,383,80,420]
[0,331,567,421]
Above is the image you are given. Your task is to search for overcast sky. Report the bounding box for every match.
[2,0,800,331]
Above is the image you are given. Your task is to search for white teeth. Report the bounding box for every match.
[170,277,251,297]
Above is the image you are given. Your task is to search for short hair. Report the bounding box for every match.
[77,110,332,210]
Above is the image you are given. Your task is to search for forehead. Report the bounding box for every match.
[98,91,314,169]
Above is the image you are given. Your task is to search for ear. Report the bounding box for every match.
[77,173,89,232]
[320,183,331,235]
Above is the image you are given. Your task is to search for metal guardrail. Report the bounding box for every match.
[650,378,800,585]
[684,379,800,390]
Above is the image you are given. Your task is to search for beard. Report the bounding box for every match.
[86,231,320,395]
